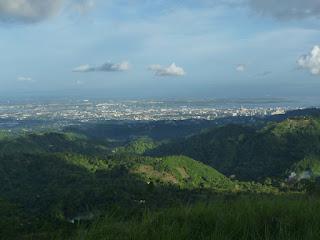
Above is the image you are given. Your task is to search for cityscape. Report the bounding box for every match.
[0,99,296,122]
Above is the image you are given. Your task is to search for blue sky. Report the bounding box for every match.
[0,0,320,99]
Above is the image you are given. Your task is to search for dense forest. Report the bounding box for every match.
[149,118,320,180]
[1,110,320,239]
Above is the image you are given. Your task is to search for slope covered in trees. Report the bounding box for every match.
[149,117,320,181]
[1,114,320,239]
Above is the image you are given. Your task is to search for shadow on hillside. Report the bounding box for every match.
[0,152,224,222]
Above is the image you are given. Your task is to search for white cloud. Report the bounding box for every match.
[148,63,185,77]
[72,64,94,72]
[297,45,320,75]
[97,61,130,72]
[17,76,33,82]
[236,64,246,72]
[73,61,130,72]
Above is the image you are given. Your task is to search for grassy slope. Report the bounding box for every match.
[76,195,320,240]
[132,155,235,190]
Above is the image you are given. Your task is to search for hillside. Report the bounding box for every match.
[149,117,320,181]
[0,132,113,157]
[130,155,234,190]
[1,117,319,239]
[77,196,320,240]
[0,130,279,235]
[64,120,221,141]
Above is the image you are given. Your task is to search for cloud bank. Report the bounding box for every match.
[148,63,185,77]
[3,0,319,24]
[0,0,94,23]
[0,0,64,23]
[247,0,320,20]
[73,61,130,72]
[298,45,320,75]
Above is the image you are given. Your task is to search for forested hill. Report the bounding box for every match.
[149,117,320,181]
[0,129,278,228]
[0,132,114,157]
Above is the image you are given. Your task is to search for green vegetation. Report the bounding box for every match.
[150,117,320,181]
[77,195,320,240]
[115,137,157,155]
[64,120,219,141]
[0,132,113,157]
[131,155,234,190]
[1,116,320,239]
[291,156,320,178]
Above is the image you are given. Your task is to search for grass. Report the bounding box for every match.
[74,195,320,240]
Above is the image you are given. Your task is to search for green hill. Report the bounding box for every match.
[0,132,113,157]
[0,135,276,226]
[131,155,235,190]
[0,120,306,239]
[115,137,158,155]
[149,117,320,181]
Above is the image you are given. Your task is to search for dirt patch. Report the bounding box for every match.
[176,167,189,179]
[133,165,178,184]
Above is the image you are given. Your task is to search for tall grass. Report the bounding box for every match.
[75,195,320,240]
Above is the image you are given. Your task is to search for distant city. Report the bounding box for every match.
[0,98,318,124]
